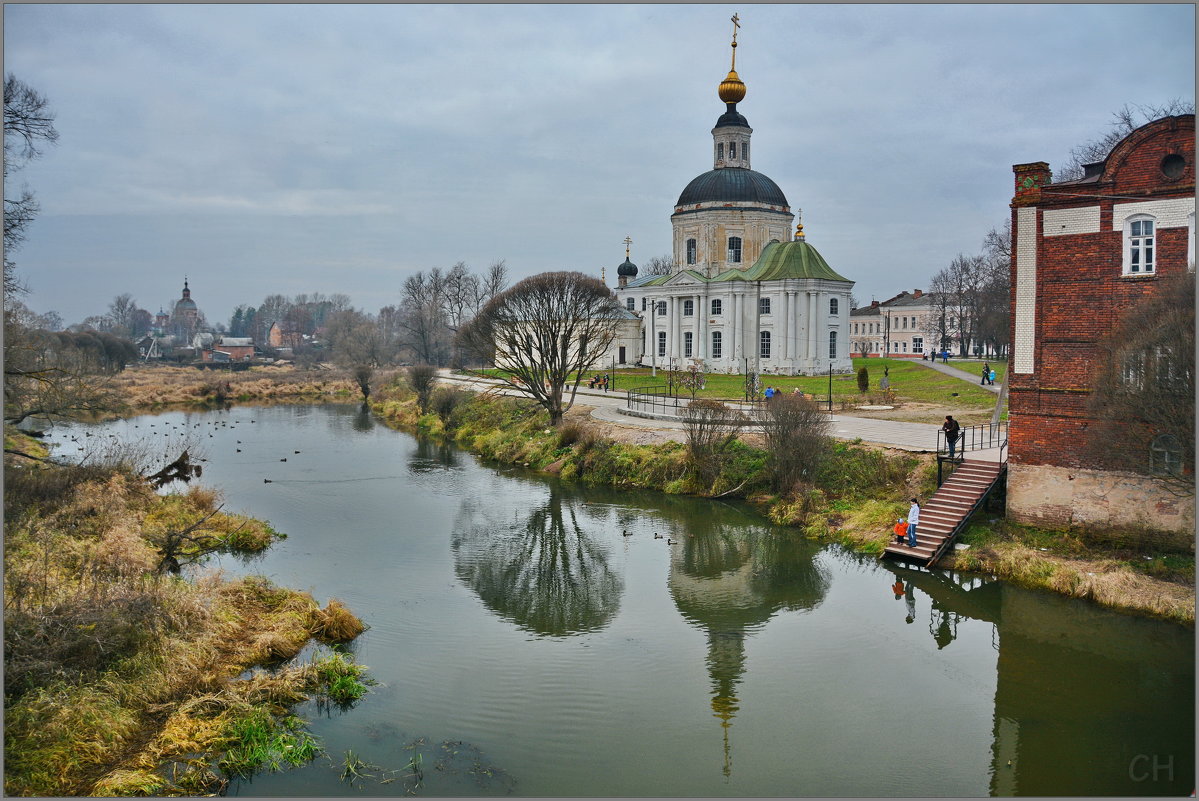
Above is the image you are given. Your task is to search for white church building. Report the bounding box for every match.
[613,24,855,377]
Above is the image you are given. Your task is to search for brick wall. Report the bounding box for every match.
[1009,115,1195,470]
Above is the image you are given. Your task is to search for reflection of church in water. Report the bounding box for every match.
[664,518,830,777]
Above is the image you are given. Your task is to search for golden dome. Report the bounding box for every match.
[718,69,746,104]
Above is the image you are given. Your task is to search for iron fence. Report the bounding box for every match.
[936,421,1008,458]
[626,385,684,415]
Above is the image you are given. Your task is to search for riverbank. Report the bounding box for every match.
[3,431,371,796]
[372,376,1193,624]
[110,362,383,411]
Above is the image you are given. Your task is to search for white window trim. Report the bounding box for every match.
[1122,213,1157,275]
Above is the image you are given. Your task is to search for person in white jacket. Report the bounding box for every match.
[906,498,920,547]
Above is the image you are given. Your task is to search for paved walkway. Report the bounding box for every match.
[918,359,1001,394]
[438,370,951,452]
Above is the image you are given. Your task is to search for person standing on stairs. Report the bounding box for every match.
[906,497,921,548]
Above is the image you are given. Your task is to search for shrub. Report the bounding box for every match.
[408,365,437,414]
[856,366,869,394]
[682,399,745,485]
[759,393,831,493]
[431,387,470,426]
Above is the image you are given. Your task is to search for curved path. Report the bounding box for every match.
[437,370,946,452]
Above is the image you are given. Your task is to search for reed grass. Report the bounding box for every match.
[3,446,371,796]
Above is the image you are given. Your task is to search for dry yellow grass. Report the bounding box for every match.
[946,543,1194,623]
[112,364,359,410]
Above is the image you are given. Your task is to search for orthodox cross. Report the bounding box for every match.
[729,13,740,69]
[624,235,633,259]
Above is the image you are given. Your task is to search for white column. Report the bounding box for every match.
[783,290,792,362]
[807,291,818,365]
[730,289,740,363]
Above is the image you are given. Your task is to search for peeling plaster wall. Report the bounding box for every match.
[1006,463,1195,544]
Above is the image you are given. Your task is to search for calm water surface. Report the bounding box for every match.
[45,404,1195,796]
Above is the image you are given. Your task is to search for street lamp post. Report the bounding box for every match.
[828,361,833,412]
[649,296,657,378]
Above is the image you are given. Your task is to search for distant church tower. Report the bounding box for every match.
[670,14,794,277]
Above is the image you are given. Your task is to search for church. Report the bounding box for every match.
[613,19,855,376]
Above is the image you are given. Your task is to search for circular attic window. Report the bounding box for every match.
[1160,153,1186,180]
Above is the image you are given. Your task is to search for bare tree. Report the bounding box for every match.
[682,399,745,485]
[4,74,59,265]
[1055,101,1195,183]
[455,271,624,426]
[1086,270,1194,490]
[644,254,675,276]
[759,393,831,493]
[398,268,452,366]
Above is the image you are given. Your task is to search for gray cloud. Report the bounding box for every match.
[5,3,1194,325]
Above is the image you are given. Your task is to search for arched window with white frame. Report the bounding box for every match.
[1123,214,1157,274]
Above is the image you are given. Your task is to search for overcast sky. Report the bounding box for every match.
[5,3,1195,328]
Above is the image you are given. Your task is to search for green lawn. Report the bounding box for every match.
[473,357,1002,410]
[943,358,1007,385]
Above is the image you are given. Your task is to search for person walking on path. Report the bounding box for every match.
[981,362,991,385]
[941,349,949,364]
[906,497,921,547]
[942,414,961,459]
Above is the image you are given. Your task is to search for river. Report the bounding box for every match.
[42,403,1195,796]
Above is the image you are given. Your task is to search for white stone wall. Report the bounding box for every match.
[1013,206,1038,374]
[1111,197,1196,229]
[1043,205,1100,237]
[1007,462,1195,544]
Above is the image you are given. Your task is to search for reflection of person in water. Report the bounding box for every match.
[904,581,916,624]
[891,578,904,599]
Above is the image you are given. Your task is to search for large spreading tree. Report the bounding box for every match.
[455,271,624,426]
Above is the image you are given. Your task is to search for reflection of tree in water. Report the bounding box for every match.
[667,515,830,778]
[408,437,461,474]
[452,491,622,637]
[352,402,375,432]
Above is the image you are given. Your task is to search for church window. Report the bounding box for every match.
[641,298,646,311]
[829,298,839,316]
[759,331,771,359]
[728,236,742,263]
[687,239,697,264]
[1124,215,1156,274]
[684,331,693,358]
[759,297,770,315]
[742,142,748,161]
[711,299,723,316]
[683,299,694,316]
[717,143,724,161]
[729,141,737,159]
[626,297,635,311]
[711,331,723,358]
[657,301,666,316]
[658,331,667,357]
[829,331,838,359]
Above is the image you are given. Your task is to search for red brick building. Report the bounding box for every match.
[1006,114,1194,535]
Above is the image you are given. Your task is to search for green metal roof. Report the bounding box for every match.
[732,239,850,282]
[624,240,850,288]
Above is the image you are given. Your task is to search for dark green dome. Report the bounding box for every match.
[676,168,789,208]
[617,258,638,277]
